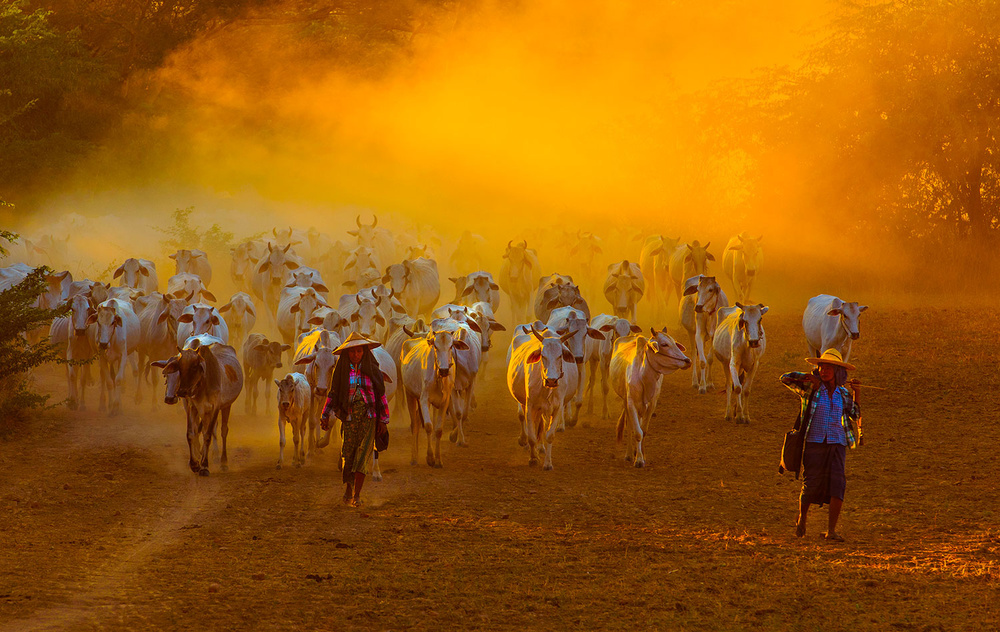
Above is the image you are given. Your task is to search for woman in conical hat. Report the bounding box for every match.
[319,332,388,507]
[780,348,863,542]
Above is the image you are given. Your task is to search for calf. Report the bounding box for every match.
[242,333,290,416]
[88,298,140,416]
[274,372,311,469]
[218,292,256,353]
[713,302,768,424]
[610,328,691,467]
[584,314,641,419]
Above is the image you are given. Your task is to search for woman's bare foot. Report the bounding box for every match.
[343,485,353,504]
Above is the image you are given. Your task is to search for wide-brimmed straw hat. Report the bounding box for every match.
[806,348,855,371]
[333,332,381,355]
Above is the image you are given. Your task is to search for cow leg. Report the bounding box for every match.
[628,401,646,467]
[406,393,421,466]
[200,411,220,476]
[721,367,733,422]
[431,394,448,469]
[419,395,437,467]
[187,408,201,473]
[264,377,272,415]
[67,362,78,411]
[516,403,527,447]
[219,406,230,471]
[542,409,559,471]
[245,371,254,415]
[372,449,383,482]
[703,332,716,392]
[98,356,108,413]
[585,359,597,414]
[276,416,286,469]
[134,353,145,404]
[79,362,90,411]
[741,367,757,424]
[291,418,303,468]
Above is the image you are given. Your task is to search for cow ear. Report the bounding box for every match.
[211,315,220,325]
[169,253,177,260]
[629,324,642,333]
[675,341,686,352]
[314,283,328,294]
[290,304,300,313]
[586,327,605,340]
[466,320,481,333]
[218,302,232,312]
[706,252,716,261]
[201,290,217,302]
[461,285,475,296]
[286,261,299,270]
[113,315,123,328]
[280,344,292,352]
[258,261,271,272]
[527,350,542,363]
[274,378,281,387]
[375,314,386,327]
[729,244,743,251]
[735,302,745,310]
[347,229,359,237]
[308,315,323,325]
[599,323,614,332]
[294,353,316,365]
[342,280,356,288]
[178,313,194,323]
[85,312,98,325]
[682,284,699,296]
[157,311,169,324]
[490,320,506,332]
[113,265,125,279]
[151,359,170,368]
[380,371,393,384]
[562,349,575,362]
[760,305,769,315]
[139,266,150,276]
[827,308,842,316]
[858,305,868,312]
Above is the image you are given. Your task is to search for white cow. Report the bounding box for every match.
[51,293,97,410]
[584,314,641,419]
[137,292,188,405]
[339,294,386,340]
[231,239,267,293]
[428,316,481,447]
[401,329,469,467]
[113,258,158,296]
[451,271,501,312]
[274,372,311,469]
[603,260,644,323]
[276,286,329,357]
[89,298,140,416]
[292,328,341,453]
[467,301,506,368]
[713,302,768,424]
[499,240,540,325]
[803,294,868,362]
[176,303,229,348]
[638,235,679,320]
[251,242,301,319]
[610,329,691,467]
[679,275,730,394]
[218,292,256,354]
[307,306,350,342]
[284,266,329,294]
[546,306,604,427]
[167,273,216,305]
[668,240,715,307]
[170,249,212,287]
[382,257,441,319]
[506,325,578,470]
[347,214,396,270]
[722,233,763,304]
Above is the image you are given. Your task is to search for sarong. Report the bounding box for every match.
[342,392,376,483]
[800,442,847,507]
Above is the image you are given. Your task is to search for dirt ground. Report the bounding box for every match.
[1,304,998,631]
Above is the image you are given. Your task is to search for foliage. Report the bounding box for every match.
[0,0,111,192]
[0,261,70,425]
[717,0,1000,250]
[154,206,235,255]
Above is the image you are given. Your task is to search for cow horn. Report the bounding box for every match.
[530,324,545,342]
[507,240,513,250]
[371,215,377,228]
[356,214,362,228]
[272,228,278,237]
[356,295,363,305]
[560,330,575,343]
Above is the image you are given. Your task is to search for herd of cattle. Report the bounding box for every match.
[1,217,869,475]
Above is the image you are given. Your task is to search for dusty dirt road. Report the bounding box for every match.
[1,306,998,631]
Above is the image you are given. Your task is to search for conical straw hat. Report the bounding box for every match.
[332,332,381,355]
[805,348,855,371]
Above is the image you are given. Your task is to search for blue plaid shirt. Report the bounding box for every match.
[780,372,862,449]
[805,387,847,445]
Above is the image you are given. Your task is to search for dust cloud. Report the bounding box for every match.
[7,0,922,304]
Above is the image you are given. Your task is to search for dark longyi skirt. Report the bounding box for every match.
[800,442,847,507]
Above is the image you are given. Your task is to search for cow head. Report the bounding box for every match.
[684,275,723,314]
[274,374,300,413]
[177,303,220,338]
[528,325,575,388]
[683,240,715,275]
[729,233,763,277]
[735,302,768,348]
[68,293,96,336]
[351,296,385,338]
[503,240,532,278]
[599,317,642,345]
[253,337,289,371]
[348,214,378,246]
[643,328,692,373]
[461,272,499,305]
[554,309,604,363]
[87,301,123,350]
[426,329,469,378]
[156,295,188,339]
[827,300,868,340]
